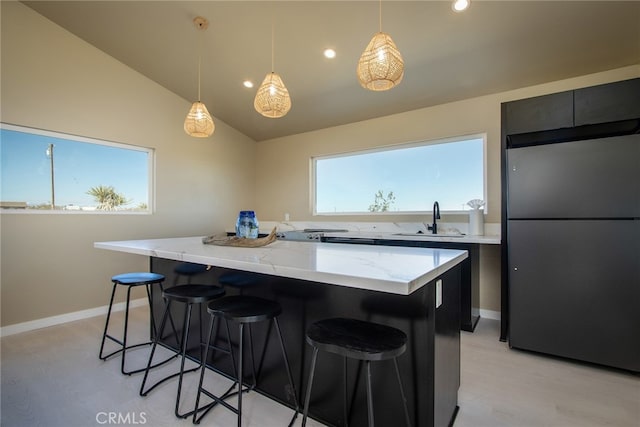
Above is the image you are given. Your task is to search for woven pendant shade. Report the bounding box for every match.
[184,16,214,138]
[184,101,214,137]
[357,32,404,91]
[254,72,291,118]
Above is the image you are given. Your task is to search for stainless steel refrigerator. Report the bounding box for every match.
[507,134,640,372]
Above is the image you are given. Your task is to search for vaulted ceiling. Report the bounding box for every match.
[23,1,640,141]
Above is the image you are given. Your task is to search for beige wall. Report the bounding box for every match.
[254,65,640,312]
[0,2,256,326]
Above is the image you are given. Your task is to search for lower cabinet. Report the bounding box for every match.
[508,220,640,372]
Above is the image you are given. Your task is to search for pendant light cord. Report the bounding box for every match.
[197,31,202,101]
[379,0,382,32]
[270,2,276,73]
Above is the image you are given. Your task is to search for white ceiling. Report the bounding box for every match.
[23,1,640,141]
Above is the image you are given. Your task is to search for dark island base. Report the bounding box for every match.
[150,257,461,427]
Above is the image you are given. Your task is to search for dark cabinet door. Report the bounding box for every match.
[508,220,640,372]
[507,134,640,218]
[575,78,640,126]
[504,91,574,135]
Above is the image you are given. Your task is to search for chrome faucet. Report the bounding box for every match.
[428,201,440,234]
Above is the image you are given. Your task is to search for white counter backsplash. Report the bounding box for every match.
[255,221,500,243]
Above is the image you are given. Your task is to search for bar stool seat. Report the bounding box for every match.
[302,317,412,427]
[112,272,164,285]
[193,295,299,426]
[210,295,281,322]
[218,271,262,295]
[99,272,177,375]
[173,262,209,285]
[140,284,225,419]
[163,284,224,304]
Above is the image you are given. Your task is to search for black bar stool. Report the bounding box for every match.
[139,284,225,418]
[193,295,300,426]
[99,272,178,375]
[218,271,262,295]
[301,317,412,427]
[174,262,209,285]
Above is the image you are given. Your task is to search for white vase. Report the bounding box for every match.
[469,209,484,235]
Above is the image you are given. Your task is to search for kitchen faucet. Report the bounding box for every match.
[428,201,440,234]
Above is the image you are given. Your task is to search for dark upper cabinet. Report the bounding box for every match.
[575,78,640,126]
[504,91,573,135]
[503,78,640,138]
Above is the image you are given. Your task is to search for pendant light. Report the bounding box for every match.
[356,0,404,91]
[184,16,214,137]
[254,24,291,118]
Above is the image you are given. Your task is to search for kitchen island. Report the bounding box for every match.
[94,237,468,427]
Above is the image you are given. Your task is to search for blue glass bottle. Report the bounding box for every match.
[236,210,259,239]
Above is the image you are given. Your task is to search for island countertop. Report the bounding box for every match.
[94,237,468,295]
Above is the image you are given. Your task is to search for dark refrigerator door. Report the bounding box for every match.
[507,134,640,219]
[508,220,640,371]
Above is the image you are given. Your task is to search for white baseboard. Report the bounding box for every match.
[479,308,501,321]
[0,298,147,338]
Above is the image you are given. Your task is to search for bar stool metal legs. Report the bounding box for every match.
[301,317,412,427]
[138,298,194,418]
[139,284,225,419]
[99,272,178,375]
[193,295,300,427]
[302,347,320,426]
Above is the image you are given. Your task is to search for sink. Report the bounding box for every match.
[392,233,465,238]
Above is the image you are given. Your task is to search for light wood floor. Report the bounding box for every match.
[1,307,638,427]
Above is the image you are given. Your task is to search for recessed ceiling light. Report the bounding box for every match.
[323,48,336,59]
[452,0,470,12]
[243,80,254,88]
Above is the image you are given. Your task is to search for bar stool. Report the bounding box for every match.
[301,317,411,427]
[193,295,300,426]
[99,272,177,375]
[174,262,209,285]
[218,271,262,295]
[139,284,225,418]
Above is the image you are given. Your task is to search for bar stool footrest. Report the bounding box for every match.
[193,381,251,424]
[99,337,149,360]
[139,364,201,397]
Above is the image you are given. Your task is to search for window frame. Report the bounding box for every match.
[0,123,155,214]
[310,133,487,216]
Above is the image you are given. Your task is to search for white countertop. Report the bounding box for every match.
[94,237,468,295]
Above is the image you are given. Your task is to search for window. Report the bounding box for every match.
[0,123,153,213]
[313,134,485,214]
